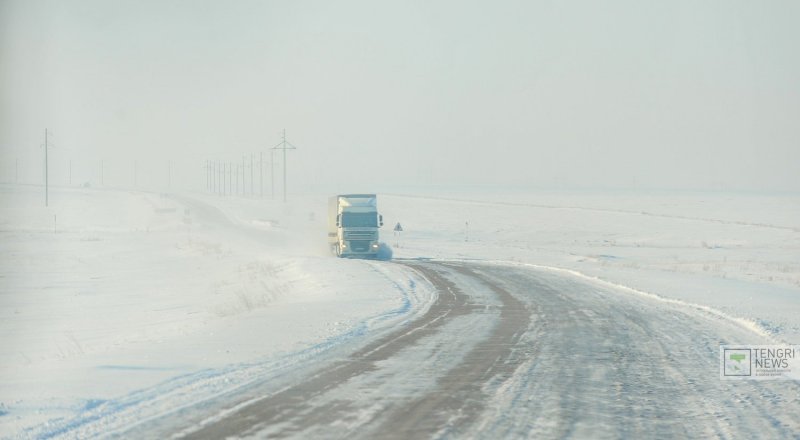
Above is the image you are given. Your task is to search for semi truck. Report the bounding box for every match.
[328,194,383,258]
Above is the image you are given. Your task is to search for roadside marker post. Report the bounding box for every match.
[393,222,403,248]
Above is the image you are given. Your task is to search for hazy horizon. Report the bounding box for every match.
[2,0,798,193]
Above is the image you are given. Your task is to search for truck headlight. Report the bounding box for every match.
[371,243,379,249]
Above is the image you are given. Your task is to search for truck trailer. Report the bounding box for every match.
[328,194,384,258]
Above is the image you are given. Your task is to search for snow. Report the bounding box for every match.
[1,184,798,437]
[381,190,800,342]
[0,185,434,437]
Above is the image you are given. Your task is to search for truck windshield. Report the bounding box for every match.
[342,212,377,227]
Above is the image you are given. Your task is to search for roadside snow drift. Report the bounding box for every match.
[381,190,800,342]
[0,185,433,437]
[1,184,798,438]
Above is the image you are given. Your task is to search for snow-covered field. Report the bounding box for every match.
[1,183,798,438]
[0,185,433,437]
[382,190,800,342]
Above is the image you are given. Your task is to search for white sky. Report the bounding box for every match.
[1,0,798,192]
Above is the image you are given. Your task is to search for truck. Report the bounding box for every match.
[328,194,384,258]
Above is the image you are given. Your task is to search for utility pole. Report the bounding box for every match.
[45,129,49,206]
[134,160,138,188]
[270,150,275,199]
[250,153,254,196]
[100,160,104,186]
[45,130,49,205]
[43,129,50,207]
[272,129,297,202]
[259,152,263,198]
[15,158,18,184]
[168,160,172,190]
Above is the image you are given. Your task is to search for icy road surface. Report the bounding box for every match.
[161,260,800,439]
[3,187,798,438]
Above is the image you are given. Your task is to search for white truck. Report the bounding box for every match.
[328,194,384,258]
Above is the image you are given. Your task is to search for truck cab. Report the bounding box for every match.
[328,194,383,258]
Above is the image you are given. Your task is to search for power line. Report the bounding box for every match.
[260,152,263,198]
[40,129,56,205]
[272,129,297,202]
[271,150,275,199]
[43,129,50,206]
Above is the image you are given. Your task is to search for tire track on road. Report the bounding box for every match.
[178,262,468,439]
[170,260,800,439]
[361,262,531,439]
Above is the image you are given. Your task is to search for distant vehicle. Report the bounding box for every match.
[328,194,383,258]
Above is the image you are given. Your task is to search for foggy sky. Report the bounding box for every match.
[1,0,798,192]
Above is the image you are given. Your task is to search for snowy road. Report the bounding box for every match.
[3,188,798,439]
[166,260,800,439]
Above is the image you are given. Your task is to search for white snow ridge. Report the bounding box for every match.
[1,185,798,439]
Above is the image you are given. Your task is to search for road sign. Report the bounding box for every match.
[394,222,403,232]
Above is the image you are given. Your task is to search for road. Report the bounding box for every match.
[165,260,799,439]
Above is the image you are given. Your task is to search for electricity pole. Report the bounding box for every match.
[43,129,50,206]
[270,150,275,199]
[259,152,263,198]
[272,129,297,202]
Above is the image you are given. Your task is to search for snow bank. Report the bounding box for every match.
[380,190,800,342]
[0,184,433,437]
[2,184,796,437]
